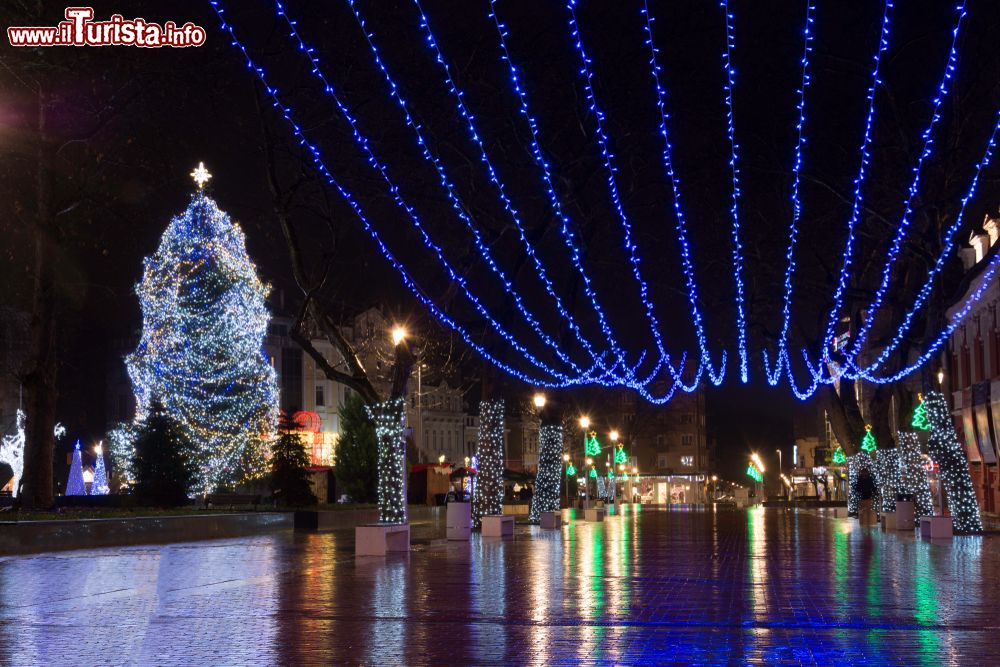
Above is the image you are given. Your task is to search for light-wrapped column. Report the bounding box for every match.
[898,431,934,518]
[847,451,874,516]
[529,424,563,523]
[923,391,983,533]
[473,399,505,528]
[874,448,899,513]
[366,397,407,525]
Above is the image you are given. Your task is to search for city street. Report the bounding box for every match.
[0,507,995,666]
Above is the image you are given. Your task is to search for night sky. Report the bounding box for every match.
[3,0,999,481]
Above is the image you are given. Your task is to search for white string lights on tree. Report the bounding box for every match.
[211,2,1000,403]
[529,424,563,523]
[898,430,934,518]
[125,176,278,493]
[923,391,982,533]
[847,451,874,517]
[367,397,408,525]
[1,411,65,499]
[874,448,899,513]
[473,400,505,527]
[0,410,25,498]
[91,441,110,496]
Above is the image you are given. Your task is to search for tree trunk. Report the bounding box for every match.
[21,87,58,509]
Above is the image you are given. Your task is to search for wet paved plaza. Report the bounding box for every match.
[0,506,998,666]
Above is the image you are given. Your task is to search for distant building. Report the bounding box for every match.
[563,380,712,504]
[265,304,471,467]
[941,211,1000,514]
[505,408,539,473]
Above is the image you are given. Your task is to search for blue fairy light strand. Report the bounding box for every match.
[765,0,815,387]
[718,0,749,383]
[640,0,726,386]
[811,0,894,380]
[845,0,968,367]
[209,0,584,389]
[854,105,1000,381]
[269,0,590,385]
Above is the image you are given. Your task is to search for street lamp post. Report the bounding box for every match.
[580,416,590,504]
[776,448,783,498]
[562,453,570,508]
[586,457,593,505]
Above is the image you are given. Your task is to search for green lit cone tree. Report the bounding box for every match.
[923,391,982,533]
[529,424,563,523]
[473,399,505,529]
[269,415,317,507]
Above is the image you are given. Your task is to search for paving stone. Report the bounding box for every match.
[0,507,996,666]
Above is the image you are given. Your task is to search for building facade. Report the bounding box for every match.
[942,213,1000,514]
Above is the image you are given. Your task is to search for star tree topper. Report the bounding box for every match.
[190,161,212,190]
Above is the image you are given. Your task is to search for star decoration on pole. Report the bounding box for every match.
[190,161,212,190]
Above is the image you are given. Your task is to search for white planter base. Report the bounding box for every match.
[539,511,561,529]
[584,508,605,522]
[482,514,514,537]
[355,523,410,556]
[920,516,953,539]
[895,501,915,530]
[446,502,472,541]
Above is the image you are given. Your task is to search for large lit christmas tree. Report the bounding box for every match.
[125,164,278,492]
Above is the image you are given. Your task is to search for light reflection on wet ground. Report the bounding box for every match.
[0,507,997,666]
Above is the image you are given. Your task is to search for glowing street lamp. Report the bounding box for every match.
[533,393,547,409]
[579,416,590,429]
[391,325,407,346]
[438,454,446,465]
[609,429,619,443]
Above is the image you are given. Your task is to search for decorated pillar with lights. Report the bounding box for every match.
[367,398,408,524]
[846,451,874,516]
[529,424,563,523]
[898,431,934,518]
[473,399,505,528]
[874,448,899,513]
[923,391,982,532]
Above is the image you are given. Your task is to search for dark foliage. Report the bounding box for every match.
[133,399,196,507]
[333,393,378,503]
[270,414,317,507]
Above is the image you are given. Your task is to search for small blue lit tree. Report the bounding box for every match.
[66,441,86,496]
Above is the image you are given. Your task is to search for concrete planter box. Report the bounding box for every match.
[446,502,472,540]
[0,512,292,556]
[355,523,410,556]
